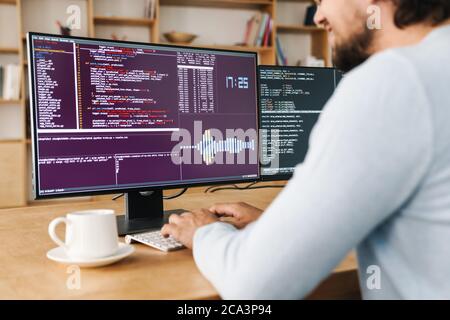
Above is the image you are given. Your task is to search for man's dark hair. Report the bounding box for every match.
[393,0,450,28]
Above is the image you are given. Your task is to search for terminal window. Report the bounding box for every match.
[30,35,259,196]
[259,66,343,179]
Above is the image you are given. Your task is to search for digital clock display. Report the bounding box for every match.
[226,76,249,89]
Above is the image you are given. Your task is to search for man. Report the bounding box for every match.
[162,0,450,299]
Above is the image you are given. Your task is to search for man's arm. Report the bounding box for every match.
[192,51,433,299]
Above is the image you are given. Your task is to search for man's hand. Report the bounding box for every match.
[161,209,219,249]
[209,202,263,229]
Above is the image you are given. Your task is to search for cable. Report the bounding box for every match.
[246,185,285,190]
[208,182,285,193]
[112,182,282,199]
[112,193,124,201]
[207,183,252,193]
[204,184,237,193]
[208,181,259,193]
[164,188,188,200]
[204,182,256,193]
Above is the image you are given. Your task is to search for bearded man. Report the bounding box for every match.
[162,0,450,299]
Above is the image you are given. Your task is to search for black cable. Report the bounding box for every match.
[112,193,124,200]
[208,181,259,193]
[207,184,247,193]
[209,187,239,193]
[204,184,237,193]
[204,182,256,193]
[246,185,285,190]
[235,181,259,189]
[209,181,286,193]
[164,188,188,200]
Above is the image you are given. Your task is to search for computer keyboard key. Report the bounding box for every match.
[125,231,185,252]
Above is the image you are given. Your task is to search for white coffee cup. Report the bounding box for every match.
[48,209,119,260]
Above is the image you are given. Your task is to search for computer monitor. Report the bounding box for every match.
[27,33,259,234]
[258,65,343,181]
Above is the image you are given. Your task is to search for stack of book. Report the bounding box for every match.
[144,0,157,19]
[0,64,21,101]
[243,13,273,47]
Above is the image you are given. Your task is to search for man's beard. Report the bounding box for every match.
[332,25,374,72]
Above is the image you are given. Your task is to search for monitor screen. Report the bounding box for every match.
[28,33,259,198]
[258,66,343,181]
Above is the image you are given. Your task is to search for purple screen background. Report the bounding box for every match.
[31,36,259,195]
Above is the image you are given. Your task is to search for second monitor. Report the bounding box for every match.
[259,65,343,181]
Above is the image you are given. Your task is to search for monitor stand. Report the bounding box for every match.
[116,190,186,236]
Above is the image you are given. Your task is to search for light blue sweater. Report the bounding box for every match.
[193,25,450,299]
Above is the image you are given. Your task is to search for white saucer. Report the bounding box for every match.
[47,243,135,268]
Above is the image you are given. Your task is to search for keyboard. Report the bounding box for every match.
[124,230,185,252]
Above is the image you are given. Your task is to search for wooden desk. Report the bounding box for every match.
[0,188,360,299]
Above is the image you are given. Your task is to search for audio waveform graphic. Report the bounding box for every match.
[181,129,255,165]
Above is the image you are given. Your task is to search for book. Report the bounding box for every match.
[243,18,252,45]
[0,65,3,98]
[262,18,272,47]
[2,64,21,100]
[246,12,262,47]
[144,0,156,19]
[255,13,269,46]
[150,0,156,19]
[275,36,287,66]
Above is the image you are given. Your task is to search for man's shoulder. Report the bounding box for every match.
[343,49,414,86]
[324,48,430,127]
[336,49,421,103]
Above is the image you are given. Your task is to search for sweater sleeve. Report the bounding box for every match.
[193,51,433,299]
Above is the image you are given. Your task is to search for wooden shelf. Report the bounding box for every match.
[0,139,22,143]
[276,24,324,33]
[215,44,274,53]
[162,42,273,53]
[161,0,273,9]
[0,99,21,105]
[0,47,19,54]
[0,0,17,5]
[94,16,155,27]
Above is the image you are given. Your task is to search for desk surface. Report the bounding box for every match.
[0,188,360,299]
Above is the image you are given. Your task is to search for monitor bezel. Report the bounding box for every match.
[27,32,261,200]
[257,64,339,182]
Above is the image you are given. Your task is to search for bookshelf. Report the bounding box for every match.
[0,0,27,208]
[160,0,274,9]
[93,16,156,27]
[0,0,17,4]
[0,0,329,208]
[276,0,330,66]
[0,99,21,104]
[0,47,20,54]
[276,24,324,33]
